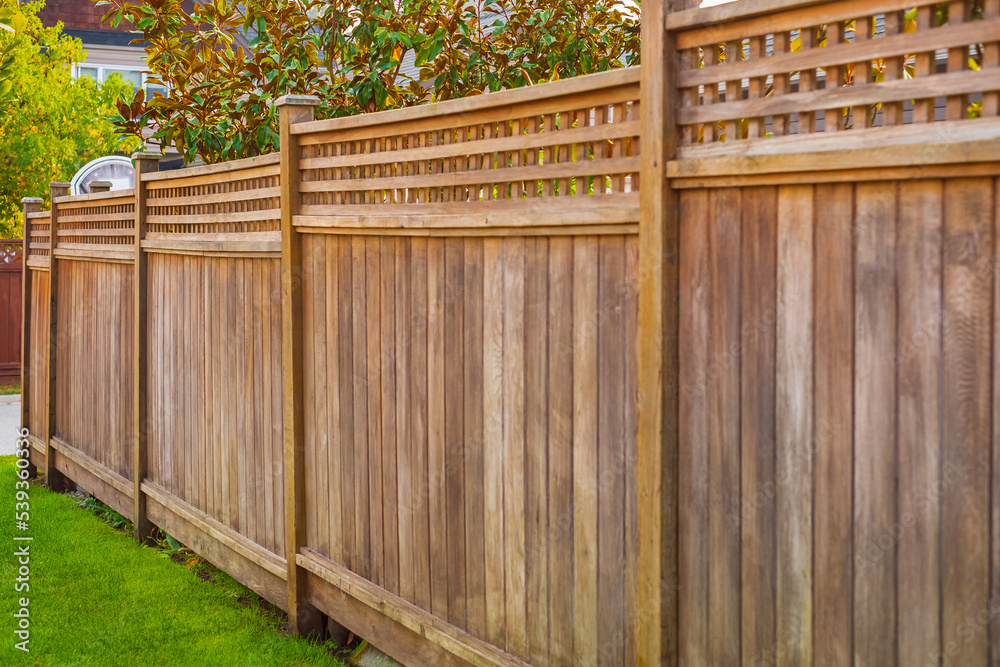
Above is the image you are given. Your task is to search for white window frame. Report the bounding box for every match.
[72,63,168,95]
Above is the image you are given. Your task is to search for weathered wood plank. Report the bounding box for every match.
[941,177,992,667]
[739,186,778,667]
[896,180,942,667]
[812,183,854,667]
[776,184,813,667]
[853,182,897,667]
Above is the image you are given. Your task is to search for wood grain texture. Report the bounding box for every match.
[812,184,854,667]
[853,182,897,667]
[776,184,814,667]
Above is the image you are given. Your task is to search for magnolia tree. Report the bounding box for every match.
[101,0,640,164]
[0,0,139,238]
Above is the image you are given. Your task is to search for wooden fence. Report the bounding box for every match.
[20,0,1000,664]
[0,239,22,383]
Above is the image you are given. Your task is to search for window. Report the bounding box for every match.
[72,64,168,96]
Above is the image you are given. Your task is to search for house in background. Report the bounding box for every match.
[39,0,184,168]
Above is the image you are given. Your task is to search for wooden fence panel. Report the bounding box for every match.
[292,70,642,666]
[141,155,287,609]
[0,240,22,384]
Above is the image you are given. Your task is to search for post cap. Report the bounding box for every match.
[49,181,71,188]
[131,151,163,161]
[274,94,321,108]
[21,197,43,204]
[89,180,113,192]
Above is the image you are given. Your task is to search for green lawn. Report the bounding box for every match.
[0,382,19,395]
[0,456,345,666]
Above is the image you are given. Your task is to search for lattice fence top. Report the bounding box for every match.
[54,191,136,248]
[143,154,281,235]
[0,239,21,265]
[672,0,1000,145]
[27,210,50,258]
[294,68,640,226]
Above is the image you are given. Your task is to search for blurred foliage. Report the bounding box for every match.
[99,0,640,164]
[0,0,140,239]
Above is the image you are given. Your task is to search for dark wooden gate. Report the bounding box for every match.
[0,240,22,384]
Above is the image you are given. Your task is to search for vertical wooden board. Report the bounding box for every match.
[241,258,255,540]
[503,236,528,660]
[314,240,332,559]
[548,235,574,665]
[395,238,413,598]
[739,186,778,667]
[812,184,855,667]
[253,260,266,546]
[992,175,1000,667]
[679,190,710,666]
[260,258,275,554]
[776,184,814,667]
[325,237,344,565]
[525,236,550,665]
[707,188,741,667]
[302,238,319,550]
[337,236,356,572]
[366,237,385,586]
[444,237,467,629]
[202,259,214,519]
[380,236,399,595]
[896,180,942,667]
[623,234,639,666]
[853,182,897,667]
[573,236,599,667]
[482,237,506,648]
[463,237,486,640]
[271,257,285,556]
[597,236,625,667]
[410,236,433,612]
[427,237,449,618]
[942,177,992,667]
[352,236,371,578]
[213,260,225,526]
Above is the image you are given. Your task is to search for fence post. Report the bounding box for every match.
[132,152,161,543]
[275,93,324,637]
[44,182,70,491]
[20,197,42,467]
[637,0,683,665]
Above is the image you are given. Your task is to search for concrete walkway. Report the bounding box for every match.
[0,394,20,456]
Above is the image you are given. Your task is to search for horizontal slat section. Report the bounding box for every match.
[670,138,1000,178]
[25,256,49,269]
[300,121,640,171]
[53,190,135,206]
[680,20,1000,88]
[301,157,639,193]
[142,231,280,254]
[147,187,280,207]
[296,195,639,228]
[57,228,135,238]
[298,548,531,667]
[680,70,1000,125]
[676,0,944,48]
[143,153,280,182]
[294,68,639,137]
[147,210,281,225]
[55,212,135,224]
[27,211,51,220]
[51,436,133,498]
[143,481,287,579]
[145,164,280,191]
[53,248,134,263]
